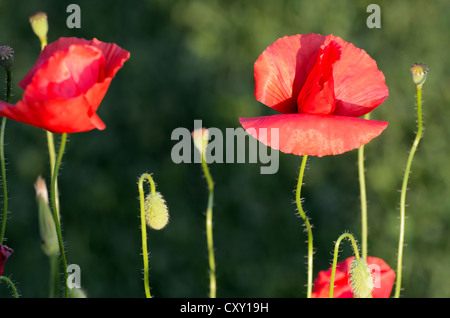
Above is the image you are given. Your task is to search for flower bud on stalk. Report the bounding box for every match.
[192,128,210,158]
[349,258,374,298]
[35,176,59,256]
[144,192,169,230]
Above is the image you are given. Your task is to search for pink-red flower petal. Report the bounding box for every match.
[253,33,388,117]
[0,244,13,277]
[311,256,395,298]
[0,37,129,133]
[239,114,388,157]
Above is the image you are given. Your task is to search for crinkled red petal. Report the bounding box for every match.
[239,114,388,157]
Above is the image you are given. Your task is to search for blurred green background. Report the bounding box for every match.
[0,0,449,298]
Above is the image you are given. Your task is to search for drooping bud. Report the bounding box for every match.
[0,244,13,276]
[410,63,429,88]
[35,176,59,256]
[144,192,169,230]
[349,258,374,298]
[192,128,210,157]
[0,45,14,71]
[29,12,48,48]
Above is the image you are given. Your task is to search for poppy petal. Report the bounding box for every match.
[23,45,105,101]
[254,33,326,114]
[239,114,388,157]
[311,256,395,298]
[19,37,129,90]
[297,40,341,115]
[325,35,389,117]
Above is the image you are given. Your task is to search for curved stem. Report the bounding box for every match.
[50,132,69,298]
[329,233,360,298]
[358,113,370,260]
[296,155,313,298]
[201,155,216,298]
[394,86,423,298]
[0,276,18,298]
[138,173,156,298]
[0,70,11,243]
[47,131,60,220]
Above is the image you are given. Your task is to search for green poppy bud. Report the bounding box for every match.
[34,176,59,256]
[144,192,169,230]
[349,258,373,298]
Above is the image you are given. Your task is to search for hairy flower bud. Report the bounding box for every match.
[0,45,14,71]
[349,258,374,298]
[410,63,429,88]
[144,192,169,230]
[35,176,59,256]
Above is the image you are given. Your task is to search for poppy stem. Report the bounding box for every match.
[50,132,69,298]
[0,69,11,244]
[201,152,216,298]
[138,173,156,298]
[358,113,370,260]
[295,155,313,298]
[394,85,423,298]
[329,232,360,298]
[0,276,19,298]
[46,131,60,219]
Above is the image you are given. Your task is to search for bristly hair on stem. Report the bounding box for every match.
[394,64,428,298]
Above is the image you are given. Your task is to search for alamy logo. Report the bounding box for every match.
[171,120,280,174]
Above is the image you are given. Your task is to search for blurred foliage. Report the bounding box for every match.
[0,0,449,297]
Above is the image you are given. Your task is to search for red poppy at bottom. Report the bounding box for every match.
[0,244,13,277]
[311,256,395,298]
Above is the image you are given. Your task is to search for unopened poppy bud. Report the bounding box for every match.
[0,45,14,71]
[349,258,374,298]
[29,12,48,46]
[410,63,429,88]
[34,176,59,256]
[144,192,169,230]
[0,244,13,276]
[192,128,209,157]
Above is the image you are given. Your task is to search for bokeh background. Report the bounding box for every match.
[0,0,449,298]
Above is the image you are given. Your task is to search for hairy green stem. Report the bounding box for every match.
[0,276,18,298]
[50,133,69,298]
[296,155,313,298]
[0,69,11,243]
[329,233,360,298]
[47,132,60,220]
[358,113,370,260]
[138,173,156,298]
[201,154,216,298]
[394,86,423,298]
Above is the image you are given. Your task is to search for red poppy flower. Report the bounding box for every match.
[0,244,13,277]
[0,37,130,133]
[311,256,395,298]
[239,34,389,157]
